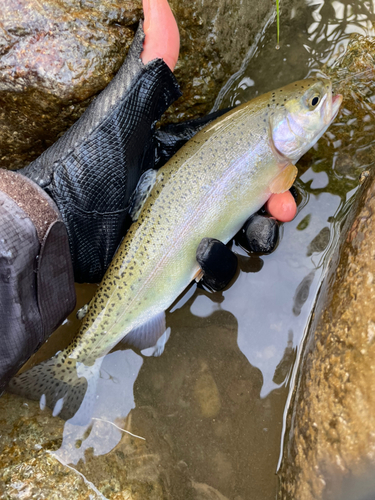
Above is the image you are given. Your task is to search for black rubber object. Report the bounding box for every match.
[20,23,181,284]
[196,238,238,291]
[289,185,298,202]
[236,214,279,254]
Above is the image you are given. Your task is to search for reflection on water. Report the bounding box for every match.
[214,0,375,110]
[50,303,289,499]
[3,1,375,499]
[306,226,330,256]
[292,271,316,316]
[273,330,296,385]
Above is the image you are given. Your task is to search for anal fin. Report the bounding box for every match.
[121,311,168,351]
[270,163,298,194]
[141,328,171,358]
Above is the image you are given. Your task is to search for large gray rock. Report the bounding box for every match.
[0,0,142,170]
[0,0,275,169]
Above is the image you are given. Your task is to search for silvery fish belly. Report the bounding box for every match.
[9,78,342,419]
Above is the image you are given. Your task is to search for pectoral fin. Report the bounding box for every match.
[269,163,298,194]
[128,169,157,221]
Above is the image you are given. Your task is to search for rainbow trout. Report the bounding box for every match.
[10,78,342,419]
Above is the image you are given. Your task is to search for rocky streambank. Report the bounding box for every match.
[278,167,375,500]
[278,34,375,500]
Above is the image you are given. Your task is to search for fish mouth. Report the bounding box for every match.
[331,93,343,121]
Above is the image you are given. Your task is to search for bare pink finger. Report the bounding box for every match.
[266,191,297,222]
[141,0,180,71]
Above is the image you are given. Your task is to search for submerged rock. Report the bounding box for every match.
[0,392,90,499]
[0,0,278,169]
[0,393,171,499]
[193,361,222,418]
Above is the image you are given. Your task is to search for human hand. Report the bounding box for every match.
[20,0,182,283]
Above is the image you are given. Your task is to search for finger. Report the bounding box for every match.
[141,0,180,71]
[266,191,297,222]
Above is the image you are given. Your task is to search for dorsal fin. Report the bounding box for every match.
[269,163,298,194]
[128,169,157,221]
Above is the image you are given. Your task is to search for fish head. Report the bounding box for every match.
[270,78,343,163]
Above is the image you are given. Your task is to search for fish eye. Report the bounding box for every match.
[310,95,320,107]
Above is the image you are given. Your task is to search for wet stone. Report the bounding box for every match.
[0,0,142,170]
[0,393,171,499]
[165,0,278,124]
[193,362,221,418]
[191,481,230,500]
[0,0,279,170]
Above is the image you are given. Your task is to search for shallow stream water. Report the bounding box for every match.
[3,1,375,499]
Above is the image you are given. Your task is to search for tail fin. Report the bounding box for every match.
[7,353,89,422]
